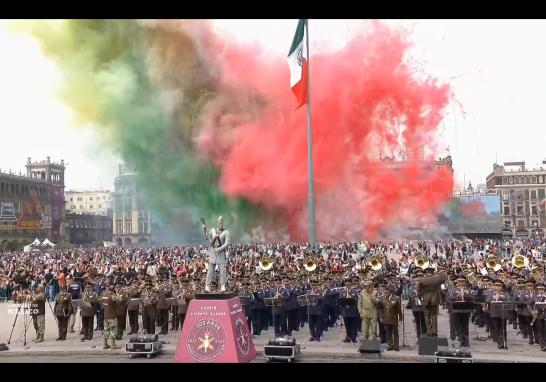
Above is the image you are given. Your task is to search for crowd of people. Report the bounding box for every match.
[0,238,545,352]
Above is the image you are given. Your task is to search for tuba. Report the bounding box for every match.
[414,255,430,270]
[259,257,274,271]
[486,255,502,272]
[303,257,317,272]
[512,254,529,269]
[368,256,383,271]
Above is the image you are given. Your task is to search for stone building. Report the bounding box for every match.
[486,160,546,238]
[65,190,113,216]
[0,157,65,250]
[112,165,152,246]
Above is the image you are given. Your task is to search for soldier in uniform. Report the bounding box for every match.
[94,278,106,332]
[174,281,192,330]
[127,281,141,334]
[31,285,46,343]
[407,276,427,339]
[515,281,536,345]
[531,284,546,351]
[358,280,379,340]
[272,278,289,337]
[417,267,447,337]
[115,282,129,340]
[66,276,81,334]
[141,280,159,334]
[54,286,73,341]
[80,283,99,341]
[156,281,172,335]
[323,280,339,329]
[378,285,402,351]
[101,284,121,350]
[307,281,324,342]
[340,279,360,343]
[447,276,475,347]
[285,279,301,335]
[484,281,509,349]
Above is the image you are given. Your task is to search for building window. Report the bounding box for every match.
[504,220,512,228]
[502,191,509,201]
[532,205,538,216]
[503,203,510,216]
[509,177,514,184]
[98,204,102,208]
[77,197,82,201]
[90,197,93,201]
[79,205,84,209]
[516,203,524,216]
[532,176,537,183]
[90,205,93,209]
[502,177,508,185]
[517,220,525,228]
[70,198,73,202]
[532,220,539,228]
[540,176,544,184]
[531,190,537,200]
[71,205,76,210]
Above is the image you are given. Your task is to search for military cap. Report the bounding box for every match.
[525,281,535,286]
[456,277,467,283]
[494,281,503,286]
[537,284,546,290]
[86,283,94,288]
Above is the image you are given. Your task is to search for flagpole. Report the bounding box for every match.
[305,19,316,246]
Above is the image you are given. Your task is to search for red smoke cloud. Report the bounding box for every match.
[195,22,454,241]
[459,198,488,219]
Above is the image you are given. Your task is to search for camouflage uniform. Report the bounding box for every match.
[358,286,379,339]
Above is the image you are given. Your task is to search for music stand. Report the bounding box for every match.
[264,297,282,338]
[128,298,141,309]
[165,297,177,306]
[490,302,515,349]
[297,294,319,340]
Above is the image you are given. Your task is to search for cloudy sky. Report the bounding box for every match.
[1,19,545,191]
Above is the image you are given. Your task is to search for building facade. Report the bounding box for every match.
[486,160,546,238]
[64,212,113,245]
[65,190,113,216]
[0,157,65,250]
[112,165,152,246]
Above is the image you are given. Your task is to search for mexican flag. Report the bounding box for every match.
[287,19,308,109]
[539,197,546,211]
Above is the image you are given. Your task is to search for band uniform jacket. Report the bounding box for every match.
[485,292,509,318]
[176,290,190,314]
[101,291,117,320]
[378,295,402,325]
[31,291,46,316]
[114,289,129,316]
[447,287,475,311]
[532,293,546,320]
[515,290,534,317]
[141,288,159,313]
[307,288,324,316]
[272,287,290,315]
[80,291,99,317]
[127,286,141,312]
[340,288,360,318]
[358,289,379,319]
[407,287,424,312]
[54,291,74,317]
[156,286,172,310]
[418,273,447,307]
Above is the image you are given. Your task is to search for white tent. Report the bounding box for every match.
[41,238,55,248]
[24,238,42,253]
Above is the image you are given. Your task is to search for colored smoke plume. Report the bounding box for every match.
[22,20,454,242]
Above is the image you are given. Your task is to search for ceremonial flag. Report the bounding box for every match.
[539,197,546,211]
[287,19,308,109]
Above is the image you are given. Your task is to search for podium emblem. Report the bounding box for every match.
[187,319,226,362]
[235,318,249,355]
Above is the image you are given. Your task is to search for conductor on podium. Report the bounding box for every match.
[202,216,231,293]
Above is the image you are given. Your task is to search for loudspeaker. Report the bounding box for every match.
[358,339,381,354]
[0,343,8,351]
[418,335,448,356]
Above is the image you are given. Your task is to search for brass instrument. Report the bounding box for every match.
[259,257,274,271]
[414,255,430,270]
[368,256,383,271]
[532,266,544,283]
[303,257,317,272]
[486,255,502,272]
[512,254,529,269]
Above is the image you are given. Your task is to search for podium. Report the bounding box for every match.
[174,293,256,363]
